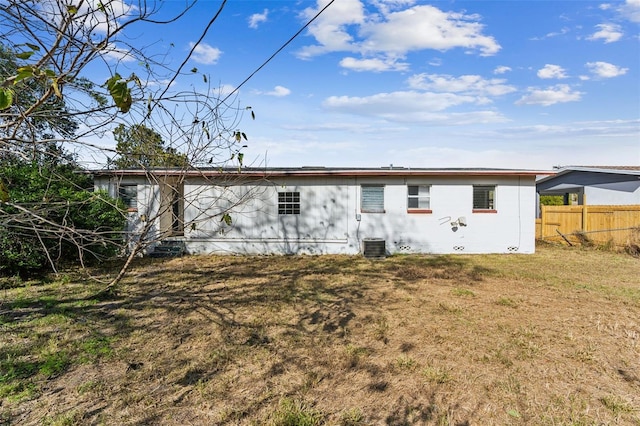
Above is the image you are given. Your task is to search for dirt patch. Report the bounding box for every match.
[1,245,639,425]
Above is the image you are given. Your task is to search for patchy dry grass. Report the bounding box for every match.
[1,244,639,425]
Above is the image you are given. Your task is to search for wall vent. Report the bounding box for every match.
[363,238,386,258]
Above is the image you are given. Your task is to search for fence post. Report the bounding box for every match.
[582,205,588,232]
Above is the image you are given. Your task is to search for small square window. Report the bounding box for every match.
[118,185,137,209]
[361,185,384,213]
[278,191,300,215]
[408,185,430,210]
[473,185,496,210]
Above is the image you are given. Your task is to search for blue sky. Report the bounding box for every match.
[99,0,640,170]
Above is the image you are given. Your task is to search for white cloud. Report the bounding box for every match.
[339,56,409,72]
[265,86,292,97]
[297,1,500,63]
[585,61,629,78]
[321,91,510,125]
[188,42,222,65]
[493,66,512,75]
[516,84,583,106]
[358,5,501,56]
[531,27,570,40]
[617,0,640,22]
[38,0,137,36]
[537,64,568,79]
[249,9,269,29]
[298,0,365,58]
[587,23,623,43]
[407,74,516,97]
[101,42,137,63]
[210,84,236,97]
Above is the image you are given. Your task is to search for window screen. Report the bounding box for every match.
[473,185,495,210]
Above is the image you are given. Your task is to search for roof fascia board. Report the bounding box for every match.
[90,168,548,179]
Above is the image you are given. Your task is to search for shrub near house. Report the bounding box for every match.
[0,161,125,277]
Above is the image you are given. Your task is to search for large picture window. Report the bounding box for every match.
[407,185,431,211]
[473,185,496,211]
[278,191,300,215]
[361,185,384,213]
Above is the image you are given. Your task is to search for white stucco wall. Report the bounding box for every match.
[178,175,536,255]
[353,176,535,254]
[96,173,537,255]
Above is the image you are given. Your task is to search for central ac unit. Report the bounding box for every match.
[363,238,386,258]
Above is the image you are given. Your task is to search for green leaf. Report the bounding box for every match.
[67,5,78,15]
[507,410,521,418]
[234,131,241,142]
[16,51,34,60]
[25,43,40,51]
[237,153,244,166]
[203,74,207,83]
[221,213,232,226]
[191,67,198,73]
[15,66,35,83]
[105,74,132,113]
[0,88,13,110]
[251,110,255,120]
[241,132,247,141]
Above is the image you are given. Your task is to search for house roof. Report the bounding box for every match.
[91,166,550,179]
[536,165,640,194]
[536,165,640,185]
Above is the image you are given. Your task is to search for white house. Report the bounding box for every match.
[536,166,640,205]
[92,167,544,256]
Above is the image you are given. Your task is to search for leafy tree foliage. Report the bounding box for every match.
[0,153,126,277]
[0,1,256,288]
[112,124,188,169]
[540,195,565,206]
[0,44,90,153]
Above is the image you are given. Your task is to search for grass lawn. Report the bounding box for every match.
[1,243,639,425]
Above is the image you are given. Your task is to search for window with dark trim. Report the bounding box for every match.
[278,191,300,215]
[118,185,138,210]
[407,185,431,212]
[473,185,496,211]
[361,185,384,213]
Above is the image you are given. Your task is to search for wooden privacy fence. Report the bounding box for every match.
[536,205,640,246]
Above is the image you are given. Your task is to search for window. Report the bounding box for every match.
[407,185,431,211]
[118,185,137,210]
[278,191,300,215]
[473,185,496,211]
[361,185,384,213]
